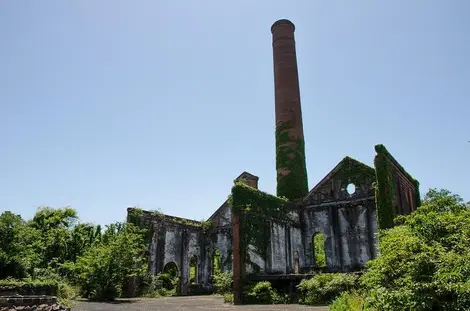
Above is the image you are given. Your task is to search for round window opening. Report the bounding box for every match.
[346,183,356,195]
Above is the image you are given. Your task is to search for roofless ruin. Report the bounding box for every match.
[127,19,420,304]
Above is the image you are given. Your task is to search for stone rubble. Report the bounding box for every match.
[0,304,69,311]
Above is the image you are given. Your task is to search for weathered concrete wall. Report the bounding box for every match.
[338,202,377,270]
[246,215,303,276]
[129,157,383,296]
[302,198,377,272]
[246,244,265,274]
[300,157,378,272]
[390,158,420,215]
[128,208,233,294]
[269,222,287,274]
[302,204,338,270]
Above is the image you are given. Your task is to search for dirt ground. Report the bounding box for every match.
[72,296,329,311]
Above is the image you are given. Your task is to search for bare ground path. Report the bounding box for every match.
[72,296,328,311]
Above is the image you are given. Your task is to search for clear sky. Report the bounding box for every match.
[1,1,469,226]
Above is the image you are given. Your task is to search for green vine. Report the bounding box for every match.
[128,207,145,226]
[275,121,308,200]
[200,220,213,233]
[231,183,290,262]
[374,153,396,229]
[374,144,421,229]
[335,156,376,186]
[375,144,421,206]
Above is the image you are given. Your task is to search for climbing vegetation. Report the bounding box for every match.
[275,121,309,200]
[374,152,397,229]
[231,182,290,261]
[374,144,421,229]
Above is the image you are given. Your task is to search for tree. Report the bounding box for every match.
[30,207,78,267]
[0,211,41,278]
[72,222,148,300]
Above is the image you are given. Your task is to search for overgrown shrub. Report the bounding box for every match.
[212,270,232,294]
[72,223,147,300]
[329,292,370,311]
[247,281,274,304]
[298,273,358,305]
[359,189,470,311]
[242,281,286,305]
[223,292,234,304]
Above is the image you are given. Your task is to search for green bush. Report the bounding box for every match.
[298,273,358,305]
[72,223,147,300]
[223,292,234,304]
[329,292,371,311]
[212,270,232,294]
[249,281,274,304]
[360,189,470,311]
[243,281,286,304]
[56,281,79,306]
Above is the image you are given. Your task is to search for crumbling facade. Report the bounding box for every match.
[126,19,420,302]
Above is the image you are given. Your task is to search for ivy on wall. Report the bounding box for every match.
[231,183,290,262]
[275,121,309,200]
[374,144,421,229]
[374,152,397,229]
[335,156,376,189]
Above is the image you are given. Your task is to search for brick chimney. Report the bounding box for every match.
[271,19,308,200]
[234,171,259,189]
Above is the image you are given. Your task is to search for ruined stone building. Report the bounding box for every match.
[127,19,420,301]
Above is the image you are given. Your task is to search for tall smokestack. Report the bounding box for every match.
[271,19,308,200]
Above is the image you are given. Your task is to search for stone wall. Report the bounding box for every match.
[389,157,420,215]
[128,208,233,295]
[300,157,378,272]
[302,198,377,272]
[0,296,69,311]
[374,144,421,229]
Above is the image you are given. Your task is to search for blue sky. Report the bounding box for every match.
[1,1,469,226]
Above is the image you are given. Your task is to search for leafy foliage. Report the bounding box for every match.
[212,270,232,294]
[297,273,358,305]
[71,223,147,300]
[0,212,41,279]
[329,291,368,311]
[243,281,286,305]
[313,233,326,268]
[361,188,470,310]
[0,207,149,301]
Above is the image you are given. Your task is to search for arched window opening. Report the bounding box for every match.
[161,262,179,290]
[212,249,222,276]
[313,233,326,268]
[189,255,198,284]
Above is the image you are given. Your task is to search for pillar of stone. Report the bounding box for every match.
[271,19,309,200]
